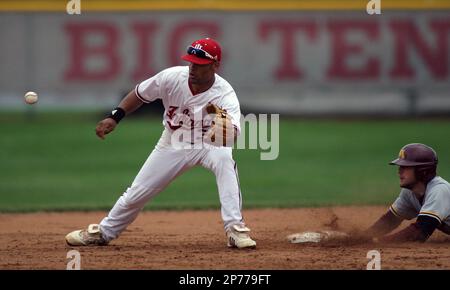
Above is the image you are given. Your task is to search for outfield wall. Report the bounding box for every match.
[0,8,449,115]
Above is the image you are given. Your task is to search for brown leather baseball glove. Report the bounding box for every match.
[204,103,236,146]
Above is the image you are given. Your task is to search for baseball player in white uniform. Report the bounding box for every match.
[66,38,256,249]
[363,143,450,242]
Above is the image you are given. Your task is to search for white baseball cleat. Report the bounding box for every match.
[226,224,256,249]
[65,224,108,246]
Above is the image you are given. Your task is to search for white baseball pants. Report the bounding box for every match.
[99,129,244,241]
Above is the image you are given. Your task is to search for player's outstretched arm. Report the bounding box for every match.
[363,210,403,239]
[378,215,440,243]
[95,90,144,140]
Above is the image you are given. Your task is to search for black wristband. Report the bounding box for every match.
[106,107,126,123]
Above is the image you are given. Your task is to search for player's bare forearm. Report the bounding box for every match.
[116,90,144,115]
[379,215,440,243]
[364,210,403,238]
[96,90,144,140]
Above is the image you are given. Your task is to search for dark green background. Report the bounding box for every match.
[1,111,449,212]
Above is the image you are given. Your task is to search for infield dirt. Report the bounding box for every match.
[1,206,449,269]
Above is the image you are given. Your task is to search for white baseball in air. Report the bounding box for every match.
[24,91,38,104]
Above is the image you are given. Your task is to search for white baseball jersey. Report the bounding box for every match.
[135,66,241,145]
[390,176,450,234]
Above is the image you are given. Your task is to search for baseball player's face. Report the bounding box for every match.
[398,166,417,189]
[188,62,219,85]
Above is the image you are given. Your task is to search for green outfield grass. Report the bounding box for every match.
[1,111,449,212]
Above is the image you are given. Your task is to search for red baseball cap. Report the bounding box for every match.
[181,38,222,65]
